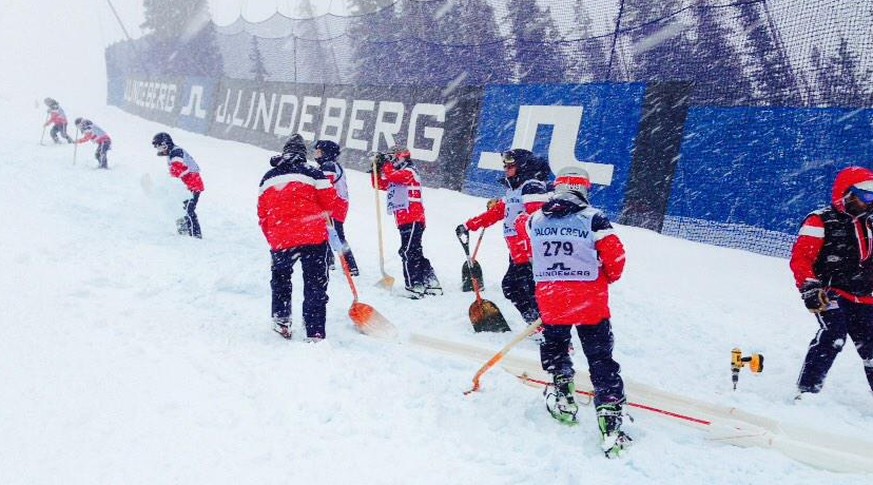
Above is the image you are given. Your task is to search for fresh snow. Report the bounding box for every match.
[1,1,872,484]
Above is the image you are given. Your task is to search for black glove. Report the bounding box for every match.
[800,280,829,313]
[455,224,469,239]
[375,153,389,170]
[486,198,500,210]
[367,153,386,174]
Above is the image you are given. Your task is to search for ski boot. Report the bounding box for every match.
[597,402,633,458]
[402,285,427,300]
[272,319,292,340]
[424,275,443,296]
[175,217,190,236]
[544,374,579,425]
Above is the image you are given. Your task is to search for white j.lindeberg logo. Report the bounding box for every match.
[180,85,207,119]
[478,105,615,186]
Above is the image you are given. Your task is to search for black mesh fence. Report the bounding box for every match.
[105,0,873,258]
[113,0,870,109]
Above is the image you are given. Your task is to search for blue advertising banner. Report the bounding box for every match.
[665,106,873,256]
[464,84,646,218]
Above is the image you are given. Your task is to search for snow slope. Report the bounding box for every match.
[1,1,872,484]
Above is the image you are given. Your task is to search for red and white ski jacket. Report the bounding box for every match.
[167,146,205,193]
[790,166,873,304]
[464,179,550,264]
[258,160,338,251]
[44,107,67,127]
[321,160,349,223]
[374,163,426,227]
[516,201,625,325]
[76,123,111,145]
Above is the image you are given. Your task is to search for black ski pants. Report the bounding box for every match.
[797,296,873,393]
[540,320,625,408]
[270,243,331,339]
[501,260,540,324]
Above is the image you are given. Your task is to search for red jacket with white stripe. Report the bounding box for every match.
[516,199,625,325]
[321,160,349,223]
[790,166,873,304]
[76,123,111,144]
[464,179,550,264]
[44,107,67,127]
[258,159,339,251]
[167,146,204,193]
[374,162,426,227]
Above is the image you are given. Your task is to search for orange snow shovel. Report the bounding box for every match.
[339,250,397,339]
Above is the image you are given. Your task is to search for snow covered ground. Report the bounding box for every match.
[1,1,873,484]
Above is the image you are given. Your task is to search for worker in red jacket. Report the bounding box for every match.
[516,166,630,458]
[258,134,338,341]
[372,146,441,299]
[456,149,553,326]
[74,117,111,169]
[42,97,73,143]
[152,132,205,238]
[789,166,873,399]
[314,139,358,276]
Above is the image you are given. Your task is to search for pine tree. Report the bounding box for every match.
[504,0,566,84]
[809,45,827,106]
[569,0,607,81]
[249,36,269,83]
[429,0,511,85]
[820,37,868,108]
[737,2,801,105]
[692,4,753,105]
[140,0,223,77]
[623,0,695,82]
[347,1,402,85]
[296,0,342,84]
[141,0,201,40]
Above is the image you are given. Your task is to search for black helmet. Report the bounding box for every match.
[271,133,307,167]
[44,97,59,109]
[283,133,307,155]
[152,132,174,156]
[501,148,552,188]
[314,140,340,163]
[75,118,91,130]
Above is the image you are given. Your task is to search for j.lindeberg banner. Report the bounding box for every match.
[110,76,481,191]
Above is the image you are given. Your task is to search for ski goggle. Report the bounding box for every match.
[849,185,873,204]
[502,154,517,168]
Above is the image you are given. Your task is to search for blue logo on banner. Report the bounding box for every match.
[464,84,646,217]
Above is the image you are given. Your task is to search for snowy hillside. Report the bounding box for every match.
[1,1,873,483]
[1,96,872,483]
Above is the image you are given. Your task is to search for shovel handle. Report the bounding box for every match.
[339,252,358,302]
[464,319,544,394]
[456,229,471,256]
[471,229,485,261]
[458,229,484,302]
